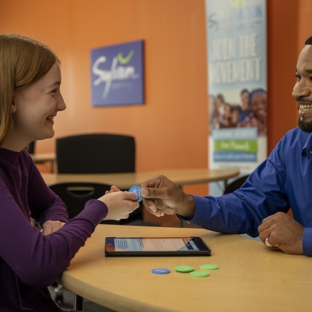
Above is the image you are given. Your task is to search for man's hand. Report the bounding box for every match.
[42,220,65,236]
[140,175,196,219]
[258,212,304,255]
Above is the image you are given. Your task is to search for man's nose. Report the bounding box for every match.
[292,80,310,98]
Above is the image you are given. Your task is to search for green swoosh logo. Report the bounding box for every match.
[117,50,134,64]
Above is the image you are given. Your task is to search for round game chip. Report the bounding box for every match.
[175,265,194,273]
[152,268,171,274]
[129,186,143,202]
[190,271,210,278]
[200,264,219,270]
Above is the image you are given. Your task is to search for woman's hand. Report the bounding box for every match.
[99,190,140,221]
[41,220,65,236]
[105,185,121,194]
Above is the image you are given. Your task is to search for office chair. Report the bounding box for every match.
[49,182,119,223]
[223,174,294,218]
[51,133,160,308]
[55,133,160,226]
[56,133,135,174]
[223,174,250,194]
[27,141,50,169]
[48,181,118,305]
[27,141,35,154]
[223,174,263,245]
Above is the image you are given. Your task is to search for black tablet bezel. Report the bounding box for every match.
[104,236,211,257]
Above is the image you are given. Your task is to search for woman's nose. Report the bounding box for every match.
[57,94,66,111]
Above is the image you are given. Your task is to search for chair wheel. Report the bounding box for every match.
[55,293,64,304]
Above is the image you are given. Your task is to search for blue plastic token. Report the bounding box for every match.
[129,186,143,202]
[152,268,171,274]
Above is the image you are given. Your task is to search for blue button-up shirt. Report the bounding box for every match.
[188,127,312,256]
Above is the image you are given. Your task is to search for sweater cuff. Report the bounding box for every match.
[302,227,312,257]
[84,199,108,223]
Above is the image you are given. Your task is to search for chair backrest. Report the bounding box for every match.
[223,174,249,194]
[49,182,120,223]
[54,134,149,225]
[54,133,160,226]
[56,133,135,174]
[27,141,35,154]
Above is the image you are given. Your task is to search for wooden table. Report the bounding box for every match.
[41,168,239,189]
[31,153,56,173]
[60,224,312,312]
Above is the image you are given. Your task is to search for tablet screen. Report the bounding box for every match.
[105,237,211,256]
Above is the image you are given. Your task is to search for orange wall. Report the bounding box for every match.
[0,0,309,196]
[266,0,312,151]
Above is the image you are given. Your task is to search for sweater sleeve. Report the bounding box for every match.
[25,152,69,225]
[0,184,108,287]
[0,151,109,287]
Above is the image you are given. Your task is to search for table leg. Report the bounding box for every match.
[50,160,55,173]
[178,185,184,228]
[73,294,83,310]
[224,179,228,189]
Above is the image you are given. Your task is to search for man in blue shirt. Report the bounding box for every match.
[140,36,312,257]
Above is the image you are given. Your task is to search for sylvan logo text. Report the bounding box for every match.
[91,40,144,107]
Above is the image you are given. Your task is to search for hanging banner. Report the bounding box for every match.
[205,0,267,195]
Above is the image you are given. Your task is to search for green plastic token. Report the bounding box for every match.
[190,271,209,278]
[200,264,219,270]
[175,265,194,273]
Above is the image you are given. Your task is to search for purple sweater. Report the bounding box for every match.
[0,148,108,311]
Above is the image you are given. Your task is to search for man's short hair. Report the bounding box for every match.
[305,36,312,45]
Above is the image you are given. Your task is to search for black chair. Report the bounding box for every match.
[48,181,121,306]
[28,141,35,154]
[223,174,261,246]
[49,182,119,223]
[223,174,249,194]
[52,134,159,308]
[27,141,49,167]
[55,133,160,226]
[56,133,135,174]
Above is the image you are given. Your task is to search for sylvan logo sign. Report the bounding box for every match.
[91,40,144,107]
